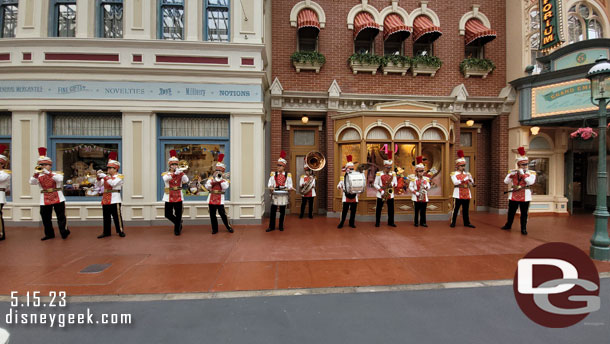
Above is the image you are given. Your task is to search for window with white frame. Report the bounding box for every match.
[0,0,17,38]
[49,113,122,199]
[158,115,230,201]
[568,2,604,44]
[51,0,76,37]
[0,112,10,200]
[159,0,184,40]
[99,0,123,38]
[205,0,229,42]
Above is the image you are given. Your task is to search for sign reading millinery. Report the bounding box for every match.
[539,0,564,51]
[0,80,262,102]
[531,79,610,118]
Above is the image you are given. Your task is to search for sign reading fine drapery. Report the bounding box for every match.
[539,0,564,52]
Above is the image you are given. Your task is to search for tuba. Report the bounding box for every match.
[305,151,326,171]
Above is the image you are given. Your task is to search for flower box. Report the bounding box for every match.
[292,60,324,73]
[350,61,380,75]
[411,64,440,77]
[381,62,410,76]
[462,65,493,78]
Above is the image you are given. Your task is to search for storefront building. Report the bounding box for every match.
[507,0,610,214]
[0,0,271,224]
[271,0,515,219]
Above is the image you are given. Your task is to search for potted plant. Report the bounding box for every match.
[381,54,411,76]
[348,53,383,75]
[570,127,598,141]
[460,57,496,78]
[411,54,442,77]
[291,51,326,73]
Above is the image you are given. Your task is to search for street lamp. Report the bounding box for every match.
[586,56,610,261]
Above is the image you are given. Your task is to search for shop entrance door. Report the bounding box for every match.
[289,126,320,215]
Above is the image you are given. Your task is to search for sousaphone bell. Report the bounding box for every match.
[305,151,326,171]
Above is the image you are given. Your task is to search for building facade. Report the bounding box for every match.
[0,0,271,224]
[271,0,514,219]
[506,0,610,214]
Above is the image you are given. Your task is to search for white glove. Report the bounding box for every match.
[43,169,50,174]
[518,169,524,175]
[415,192,420,197]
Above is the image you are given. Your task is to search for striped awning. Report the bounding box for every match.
[383,13,411,41]
[413,15,442,43]
[354,11,379,39]
[465,18,496,46]
[297,8,320,32]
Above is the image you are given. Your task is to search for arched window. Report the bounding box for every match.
[529,136,551,150]
[340,128,360,141]
[394,127,417,140]
[383,13,410,55]
[354,12,379,53]
[412,15,442,56]
[297,9,320,51]
[366,127,390,140]
[568,2,604,44]
[422,127,443,140]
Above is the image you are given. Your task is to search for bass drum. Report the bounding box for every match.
[345,172,366,194]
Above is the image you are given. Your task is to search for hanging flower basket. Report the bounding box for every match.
[570,127,598,141]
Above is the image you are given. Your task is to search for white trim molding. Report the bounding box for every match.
[290,0,327,29]
[379,1,410,31]
[347,0,382,30]
[459,5,493,35]
[407,1,441,27]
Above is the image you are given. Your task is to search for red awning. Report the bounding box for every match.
[383,13,411,41]
[297,8,320,32]
[412,15,442,43]
[465,18,496,45]
[354,12,379,39]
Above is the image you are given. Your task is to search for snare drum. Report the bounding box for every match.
[272,190,289,206]
[345,172,366,194]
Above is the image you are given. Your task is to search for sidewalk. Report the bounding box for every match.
[1,213,609,296]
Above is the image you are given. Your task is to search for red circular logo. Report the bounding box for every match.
[513,242,600,328]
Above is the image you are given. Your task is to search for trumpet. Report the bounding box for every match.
[177,160,189,172]
[34,165,44,173]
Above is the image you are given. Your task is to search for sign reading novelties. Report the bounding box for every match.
[539,0,564,51]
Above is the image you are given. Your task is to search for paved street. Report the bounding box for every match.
[1,278,609,344]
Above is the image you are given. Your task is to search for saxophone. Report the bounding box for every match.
[381,173,394,201]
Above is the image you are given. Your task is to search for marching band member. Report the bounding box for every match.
[162,150,189,236]
[374,151,397,227]
[409,156,431,228]
[205,154,233,234]
[337,155,358,229]
[501,147,536,235]
[299,162,316,219]
[29,147,70,241]
[450,150,476,228]
[0,145,10,241]
[267,150,293,232]
[96,152,125,238]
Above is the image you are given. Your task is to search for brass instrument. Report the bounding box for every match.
[305,151,326,171]
[34,165,44,173]
[381,175,394,201]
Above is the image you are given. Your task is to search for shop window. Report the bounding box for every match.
[422,127,443,140]
[568,2,604,44]
[205,0,229,42]
[528,157,549,195]
[48,113,122,199]
[98,0,123,38]
[158,115,230,201]
[421,143,443,196]
[395,127,417,140]
[0,0,17,38]
[159,0,184,40]
[340,128,360,141]
[50,0,76,37]
[366,127,390,140]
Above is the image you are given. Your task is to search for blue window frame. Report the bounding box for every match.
[204,0,229,42]
[49,0,76,37]
[0,112,11,201]
[47,113,122,201]
[157,115,230,202]
[0,0,18,38]
[96,0,123,38]
[158,0,184,40]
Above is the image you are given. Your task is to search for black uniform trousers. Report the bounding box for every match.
[339,202,358,227]
[40,201,68,238]
[375,198,395,225]
[451,198,471,226]
[504,200,530,230]
[414,201,428,225]
[102,203,125,236]
[165,201,183,233]
[268,204,286,230]
[209,204,231,233]
[300,197,314,218]
[0,204,5,240]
